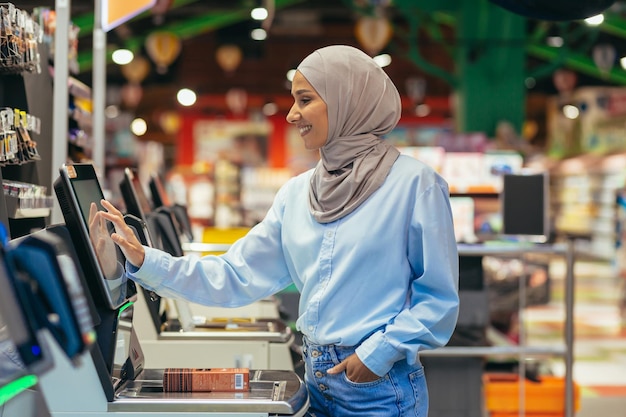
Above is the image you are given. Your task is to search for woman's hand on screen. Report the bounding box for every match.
[97,199,146,268]
[88,202,120,279]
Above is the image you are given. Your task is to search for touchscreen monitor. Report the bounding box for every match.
[150,174,194,242]
[148,173,171,208]
[119,168,153,221]
[53,163,135,310]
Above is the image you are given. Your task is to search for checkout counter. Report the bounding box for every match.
[0,224,308,417]
[131,289,294,370]
[0,224,96,417]
[25,163,308,417]
[0,252,49,417]
[118,168,295,370]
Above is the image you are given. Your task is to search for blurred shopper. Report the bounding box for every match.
[97,45,459,417]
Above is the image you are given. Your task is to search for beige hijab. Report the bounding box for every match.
[297,45,401,223]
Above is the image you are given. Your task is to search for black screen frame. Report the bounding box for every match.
[119,168,153,222]
[53,163,135,310]
[501,171,549,243]
[149,174,194,242]
[148,173,171,209]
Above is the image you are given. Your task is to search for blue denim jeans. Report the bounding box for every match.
[302,337,428,417]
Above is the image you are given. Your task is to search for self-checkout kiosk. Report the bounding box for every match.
[146,170,283,320]
[30,163,308,417]
[0,223,97,417]
[0,238,53,417]
[147,173,282,318]
[119,168,294,370]
[148,172,195,244]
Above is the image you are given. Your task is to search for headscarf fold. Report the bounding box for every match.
[297,45,401,223]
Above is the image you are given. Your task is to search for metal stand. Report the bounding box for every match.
[422,241,576,417]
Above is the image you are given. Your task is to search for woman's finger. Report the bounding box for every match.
[101,199,123,216]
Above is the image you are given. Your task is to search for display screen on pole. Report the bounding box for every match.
[501,172,549,242]
[54,164,135,310]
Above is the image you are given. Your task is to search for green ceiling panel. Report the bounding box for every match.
[76,0,305,73]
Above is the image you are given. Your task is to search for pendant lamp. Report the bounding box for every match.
[145,31,181,74]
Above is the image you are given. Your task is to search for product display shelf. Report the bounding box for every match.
[0,45,53,238]
[420,241,577,417]
[3,194,53,219]
[549,154,626,262]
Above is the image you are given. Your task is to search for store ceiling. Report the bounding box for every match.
[15,0,626,143]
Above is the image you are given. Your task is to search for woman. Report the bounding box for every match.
[98,44,459,416]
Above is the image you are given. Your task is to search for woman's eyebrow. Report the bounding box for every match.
[294,88,313,95]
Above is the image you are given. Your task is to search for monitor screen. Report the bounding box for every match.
[148,173,171,208]
[53,163,136,310]
[501,172,549,242]
[150,174,194,242]
[120,169,172,253]
[120,168,153,221]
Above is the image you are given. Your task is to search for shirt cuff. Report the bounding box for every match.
[126,246,168,289]
[355,331,402,377]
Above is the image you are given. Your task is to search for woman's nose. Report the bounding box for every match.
[286,105,299,124]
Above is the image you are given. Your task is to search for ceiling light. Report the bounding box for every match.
[177,88,197,106]
[251,7,268,20]
[262,102,278,116]
[620,56,626,70]
[546,36,564,47]
[562,104,579,119]
[112,49,134,65]
[286,69,296,82]
[415,104,430,117]
[584,14,604,26]
[251,28,267,41]
[105,105,119,118]
[131,118,147,136]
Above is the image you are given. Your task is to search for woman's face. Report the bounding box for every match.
[286,71,328,150]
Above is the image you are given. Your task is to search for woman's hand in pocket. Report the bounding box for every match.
[327,353,379,383]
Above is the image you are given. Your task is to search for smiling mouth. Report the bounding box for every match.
[299,125,311,136]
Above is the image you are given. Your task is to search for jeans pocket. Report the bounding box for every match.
[342,371,386,387]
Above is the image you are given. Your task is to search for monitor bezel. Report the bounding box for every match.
[500,171,550,243]
[148,173,171,209]
[119,168,153,222]
[53,163,134,310]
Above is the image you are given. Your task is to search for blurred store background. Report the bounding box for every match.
[5,0,626,415]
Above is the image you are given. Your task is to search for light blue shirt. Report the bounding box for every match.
[127,155,459,376]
